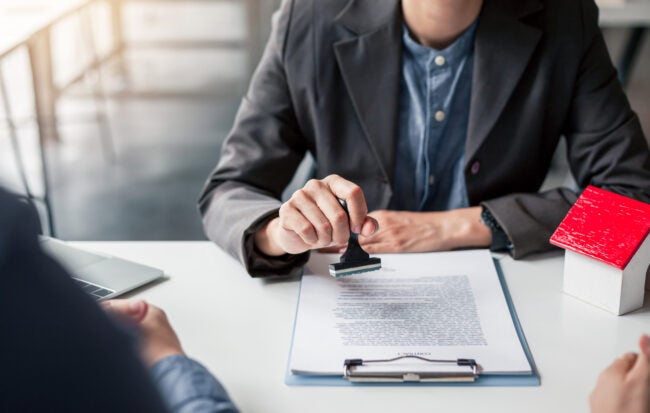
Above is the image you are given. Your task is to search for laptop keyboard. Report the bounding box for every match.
[73,278,115,300]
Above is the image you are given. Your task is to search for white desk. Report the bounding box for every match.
[71,242,650,413]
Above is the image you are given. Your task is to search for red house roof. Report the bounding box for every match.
[550,185,650,270]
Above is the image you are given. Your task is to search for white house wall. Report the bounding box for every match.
[563,250,623,315]
[621,234,650,314]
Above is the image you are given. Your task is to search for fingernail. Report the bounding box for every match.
[352,225,361,234]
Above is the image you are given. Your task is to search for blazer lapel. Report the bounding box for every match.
[333,0,402,185]
[466,0,543,165]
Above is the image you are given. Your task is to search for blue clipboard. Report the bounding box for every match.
[285,258,540,387]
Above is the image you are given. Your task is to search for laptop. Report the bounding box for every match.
[40,237,165,301]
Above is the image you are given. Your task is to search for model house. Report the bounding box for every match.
[550,185,650,315]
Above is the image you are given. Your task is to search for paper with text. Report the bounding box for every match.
[289,250,531,376]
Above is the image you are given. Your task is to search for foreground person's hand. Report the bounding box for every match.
[102,299,185,366]
[590,335,650,413]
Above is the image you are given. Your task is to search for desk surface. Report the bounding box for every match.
[69,241,650,413]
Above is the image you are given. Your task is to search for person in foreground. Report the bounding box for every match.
[591,335,650,413]
[0,189,238,413]
[199,0,650,278]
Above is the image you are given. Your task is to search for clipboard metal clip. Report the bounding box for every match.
[343,355,479,383]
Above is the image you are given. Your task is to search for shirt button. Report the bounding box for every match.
[435,110,445,122]
[429,175,435,186]
[435,55,446,66]
[470,161,481,175]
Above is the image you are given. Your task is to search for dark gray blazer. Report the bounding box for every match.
[199,0,650,277]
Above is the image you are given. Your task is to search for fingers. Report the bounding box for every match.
[322,175,367,233]
[281,185,344,246]
[317,245,347,253]
[640,335,650,359]
[279,203,317,245]
[360,242,400,254]
[592,353,637,411]
[102,299,149,323]
[303,179,350,244]
[602,336,650,383]
[278,175,368,251]
[360,216,379,237]
[605,352,638,379]
[630,335,650,379]
[143,304,168,325]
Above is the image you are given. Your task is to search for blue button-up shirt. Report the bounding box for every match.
[151,355,239,413]
[390,21,477,211]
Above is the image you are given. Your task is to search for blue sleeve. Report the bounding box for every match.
[150,355,239,413]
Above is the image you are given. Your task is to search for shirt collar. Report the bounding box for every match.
[402,18,478,68]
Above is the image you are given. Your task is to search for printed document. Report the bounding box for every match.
[289,250,531,376]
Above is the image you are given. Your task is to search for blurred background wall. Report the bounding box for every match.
[0,0,648,241]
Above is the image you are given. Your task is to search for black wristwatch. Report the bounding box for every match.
[480,207,510,252]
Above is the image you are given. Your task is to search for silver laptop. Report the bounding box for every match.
[40,237,165,301]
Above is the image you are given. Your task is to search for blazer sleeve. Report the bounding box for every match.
[482,0,650,259]
[198,0,309,277]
